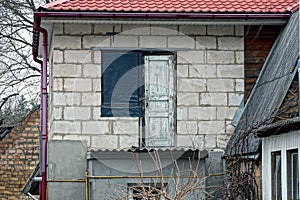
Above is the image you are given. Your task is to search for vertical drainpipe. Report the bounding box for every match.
[298,60,300,116]
[33,17,48,200]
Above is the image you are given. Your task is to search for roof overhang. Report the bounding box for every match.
[37,11,291,26]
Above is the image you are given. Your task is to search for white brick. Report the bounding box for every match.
[91,135,118,149]
[64,24,92,34]
[188,107,216,120]
[92,107,101,120]
[200,93,227,106]
[82,93,101,106]
[83,36,110,48]
[64,107,91,120]
[82,121,110,134]
[53,64,81,77]
[151,26,178,35]
[53,23,63,34]
[235,26,244,36]
[207,51,235,64]
[189,64,217,78]
[62,134,90,146]
[53,121,81,134]
[111,36,138,47]
[53,36,81,49]
[178,78,206,92]
[93,51,101,64]
[53,107,62,120]
[177,107,188,120]
[198,121,225,134]
[179,25,206,35]
[218,37,244,50]
[53,78,63,91]
[196,36,217,49]
[113,120,139,134]
[217,134,231,149]
[94,24,121,34]
[177,121,198,134]
[177,64,189,77]
[50,134,63,140]
[53,92,81,106]
[207,79,234,92]
[235,79,244,92]
[235,51,244,64]
[139,36,167,48]
[119,135,139,148]
[204,135,217,148]
[226,121,236,134]
[53,50,63,63]
[228,93,243,106]
[207,26,234,36]
[177,51,205,64]
[168,36,195,48]
[217,65,244,78]
[122,25,150,35]
[177,135,204,148]
[92,79,101,92]
[64,78,92,92]
[177,93,199,106]
[83,64,101,78]
[217,107,238,120]
[64,50,92,63]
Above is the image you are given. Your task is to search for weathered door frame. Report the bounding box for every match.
[142,54,176,147]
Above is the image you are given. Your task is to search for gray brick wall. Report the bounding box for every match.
[49,23,244,150]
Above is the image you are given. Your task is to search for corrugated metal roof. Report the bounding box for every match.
[40,0,299,14]
[257,117,300,137]
[88,147,208,159]
[225,9,299,156]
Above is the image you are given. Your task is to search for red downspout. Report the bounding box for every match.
[33,17,48,200]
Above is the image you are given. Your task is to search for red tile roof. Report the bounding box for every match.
[41,0,298,13]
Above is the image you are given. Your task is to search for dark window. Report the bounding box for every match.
[128,183,167,200]
[101,51,143,117]
[272,151,282,200]
[287,149,299,200]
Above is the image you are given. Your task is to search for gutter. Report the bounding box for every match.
[35,11,291,19]
[33,16,48,200]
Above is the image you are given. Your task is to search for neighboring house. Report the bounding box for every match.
[225,9,299,200]
[0,109,39,200]
[30,0,298,199]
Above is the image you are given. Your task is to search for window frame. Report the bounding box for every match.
[271,151,282,200]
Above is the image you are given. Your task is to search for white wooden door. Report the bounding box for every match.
[144,55,175,147]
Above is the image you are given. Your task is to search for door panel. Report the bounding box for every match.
[144,55,175,147]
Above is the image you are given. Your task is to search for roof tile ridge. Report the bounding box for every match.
[286,2,299,13]
[41,0,68,9]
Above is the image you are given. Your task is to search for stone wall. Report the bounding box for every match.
[49,23,244,150]
[0,109,39,200]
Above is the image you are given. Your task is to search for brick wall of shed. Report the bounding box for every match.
[0,110,39,200]
[49,23,244,150]
[244,25,281,102]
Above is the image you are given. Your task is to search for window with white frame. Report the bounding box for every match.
[262,131,300,200]
[271,151,282,200]
[287,149,299,200]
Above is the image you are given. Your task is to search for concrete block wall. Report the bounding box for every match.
[49,23,244,150]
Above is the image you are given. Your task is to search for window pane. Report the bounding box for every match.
[101,51,143,117]
[272,151,282,200]
[287,149,299,200]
